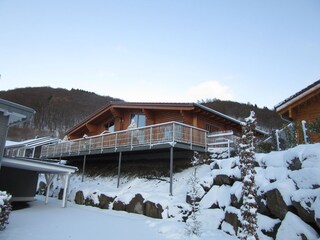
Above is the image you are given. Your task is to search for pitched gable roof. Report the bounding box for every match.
[275,79,320,113]
[65,101,268,137]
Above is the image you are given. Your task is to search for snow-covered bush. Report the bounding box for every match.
[0,191,12,231]
[185,153,202,237]
[238,111,259,240]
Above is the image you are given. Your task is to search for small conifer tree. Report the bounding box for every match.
[185,152,202,237]
[238,111,259,240]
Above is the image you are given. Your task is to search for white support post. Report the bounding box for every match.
[68,142,71,155]
[130,129,133,150]
[172,123,175,143]
[275,129,281,151]
[227,140,230,158]
[101,135,104,153]
[150,126,153,148]
[301,120,308,144]
[190,127,193,149]
[62,174,70,208]
[115,132,118,152]
[45,174,55,205]
[89,138,92,154]
[31,147,35,158]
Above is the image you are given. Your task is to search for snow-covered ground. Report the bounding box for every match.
[1,195,167,240]
[1,143,320,239]
[1,195,234,240]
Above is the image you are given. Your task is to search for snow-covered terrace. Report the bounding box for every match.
[40,121,208,159]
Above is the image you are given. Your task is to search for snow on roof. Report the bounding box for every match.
[274,79,320,111]
[5,136,60,149]
[0,98,35,125]
[2,157,78,174]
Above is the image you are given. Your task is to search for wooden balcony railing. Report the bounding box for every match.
[40,122,208,159]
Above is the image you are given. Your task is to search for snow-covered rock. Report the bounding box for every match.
[39,143,320,238]
[276,212,319,240]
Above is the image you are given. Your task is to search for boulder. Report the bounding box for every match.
[84,192,99,207]
[126,194,144,214]
[112,200,126,211]
[230,193,242,209]
[257,194,271,216]
[37,181,46,195]
[144,201,163,219]
[287,157,302,171]
[98,193,114,209]
[85,197,95,207]
[224,210,240,234]
[211,161,220,170]
[214,174,234,186]
[316,217,320,231]
[261,221,281,239]
[276,212,319,240]
[74,191,85,205]
[186,194,202,205]
[266,188,288,220]
[292,200,315,223]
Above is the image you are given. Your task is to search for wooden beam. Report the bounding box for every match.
[85,123,98,133]
[110,108,123,131]
[180,110,192,125]
[143,109,155,124]
[110,107,122,119]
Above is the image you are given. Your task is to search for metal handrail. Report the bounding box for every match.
[40,122,208,158]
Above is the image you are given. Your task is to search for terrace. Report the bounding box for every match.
[40,121,208,159]
[40,122,241,195]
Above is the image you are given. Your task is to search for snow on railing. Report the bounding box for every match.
[40,122,207,159]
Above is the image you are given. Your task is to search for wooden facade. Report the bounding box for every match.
[65,102,246,140]
[275,80,320,142]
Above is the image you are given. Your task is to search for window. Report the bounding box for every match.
[104,120,115,132]
[131,113,146,128]
[206,123,219,133]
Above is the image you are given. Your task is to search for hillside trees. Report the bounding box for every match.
[0,87,121,139]
[201,99,285,131]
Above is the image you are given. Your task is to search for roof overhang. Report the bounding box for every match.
[1,157,78,174]
[275,80,320,114]
[65,101,269,137]
[65,102,196,135]
[0,98,36,126]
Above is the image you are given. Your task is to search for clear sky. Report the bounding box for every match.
[0,0,319,108]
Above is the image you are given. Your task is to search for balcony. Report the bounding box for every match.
[40,122,208,159]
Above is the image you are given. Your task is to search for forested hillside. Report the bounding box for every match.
[0,87,284,140]
[0,87,122,140]
[201,99,285,131]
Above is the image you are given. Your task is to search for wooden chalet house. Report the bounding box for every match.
[41,102,267,194]
[275,79,320,143]
[40,102,257,161]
